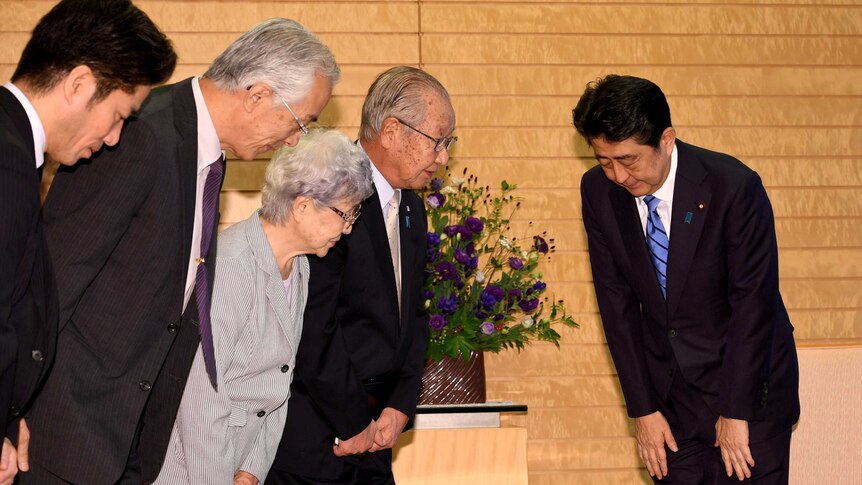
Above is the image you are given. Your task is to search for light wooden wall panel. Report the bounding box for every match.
[4,1,859,483]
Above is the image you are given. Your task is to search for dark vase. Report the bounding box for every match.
[418,350,486,405]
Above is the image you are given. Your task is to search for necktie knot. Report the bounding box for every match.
[644,195,661,212]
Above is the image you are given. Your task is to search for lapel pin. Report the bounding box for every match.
[405,205,411,228]
[684,212,693,224]
[698,203,705,210]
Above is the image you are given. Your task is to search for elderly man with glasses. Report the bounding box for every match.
[266,66,457,485]
[25,18,338,485]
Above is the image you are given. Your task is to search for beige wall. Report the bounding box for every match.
[3,1,860,483]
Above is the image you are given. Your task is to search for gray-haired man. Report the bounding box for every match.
[23,18,338,485]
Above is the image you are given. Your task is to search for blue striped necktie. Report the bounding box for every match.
[643,195,668,298]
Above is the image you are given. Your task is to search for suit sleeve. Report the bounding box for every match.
[0,146,35,435]
[294,242,373,440]
[175,257,254,484]
[581,178,657,418]
[41,122,158,329]
[383,198,428,424]
[719,171,781,421]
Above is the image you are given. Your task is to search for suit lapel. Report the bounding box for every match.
[610,186,665,305]
[172,80,199,278]
[666,142,711,320]
[397,191,418,326]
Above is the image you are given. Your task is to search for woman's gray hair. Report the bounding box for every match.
[204,18,339,104]
[261,129,373,225]
[359,66,452,141]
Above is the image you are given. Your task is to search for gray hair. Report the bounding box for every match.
[204,18,339,104]
[359,66,453,141]
[261,129,373,225]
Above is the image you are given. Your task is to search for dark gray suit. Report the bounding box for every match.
[23,79,220,485]
[0,86,56,443]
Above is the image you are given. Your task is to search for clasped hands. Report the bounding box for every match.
[634,411,754,481]
[0,420,30,485]
[332,407,408,457]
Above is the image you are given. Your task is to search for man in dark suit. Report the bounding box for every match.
[0,1,175,484]
[21,18,338,485]
[266,66,457,485]
[574,75,799,484]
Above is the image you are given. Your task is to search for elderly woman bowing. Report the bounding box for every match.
[154,129,372,485]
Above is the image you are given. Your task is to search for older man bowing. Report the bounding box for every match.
[267,66,457,485]
[23,18,338,485]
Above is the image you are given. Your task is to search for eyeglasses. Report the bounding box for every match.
[330,203,362,225]
[278,95,309,136]
[395,119,457,152]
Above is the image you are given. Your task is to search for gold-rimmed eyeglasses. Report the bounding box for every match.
[395,118,457,152]
[330,203,362,225]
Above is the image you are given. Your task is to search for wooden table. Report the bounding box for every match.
[392,402,528,485]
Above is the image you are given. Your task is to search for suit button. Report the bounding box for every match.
[167,324,179,334]
[281,365,289,373]
[668,329,678,338]
[31,350,44,361]
[257,410,266,418]
[139,380,152,391]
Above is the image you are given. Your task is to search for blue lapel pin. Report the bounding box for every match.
[684,211,693,224]
[405,205,411,228]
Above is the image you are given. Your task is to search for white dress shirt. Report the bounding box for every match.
[182,77,225,311]
[3,82,46,169]
[636,143,679,241]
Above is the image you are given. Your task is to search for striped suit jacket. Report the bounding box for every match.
[154,211,307,484]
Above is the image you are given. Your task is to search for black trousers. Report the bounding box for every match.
[652,372,792,484]
[265,449,395,485]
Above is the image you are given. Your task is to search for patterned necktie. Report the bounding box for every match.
[386,190,401,313]
[643,195,669,298]
[195,155,224,389]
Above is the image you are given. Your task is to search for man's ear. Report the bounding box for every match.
[379,117,402,150]
[243,83,275,114]
[660,127,676,151]
[62,65,97,107]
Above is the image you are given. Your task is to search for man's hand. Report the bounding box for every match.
[634,411,678,480]
[0,437,18,485]
[370,407,409,452]
[333,420,377,457]
[17,419,29,473]
[233,470,258,485]
[715,416,754,480]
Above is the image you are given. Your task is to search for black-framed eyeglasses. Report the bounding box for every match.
[395,119,457,152]
[330,203,362,225]
[278,95,309,136]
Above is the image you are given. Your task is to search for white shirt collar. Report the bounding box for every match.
[192,77,224,171]
[4,82,47,169]
[360,142,397,215]
[640,142,678,204]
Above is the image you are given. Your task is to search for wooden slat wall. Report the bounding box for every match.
[4,1,860,483]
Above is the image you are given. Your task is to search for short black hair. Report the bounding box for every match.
[12,0,176,101]
[572,75,672,148]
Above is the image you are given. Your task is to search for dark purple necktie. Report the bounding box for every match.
[195,155,224,389]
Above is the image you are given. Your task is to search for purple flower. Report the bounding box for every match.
[533,280,547,292]
[454,248,470,265]
[519,298,540,313]
[445,225,473,241]
[467,257,478,270]
[427,232,441,246]
[480,321,495,335]
[430,178,444,191]
[508,288,522,300]
[475,310,488,320]
[423,290,434,300]
[435,261,457,280]
[509,257,524,270]
[465,216,484,234]
[426,248,440,262]
[493,313,504,321]
[437,294,458,314]
[429,314,447,331]
[534,236,549,254]
[426,192,446,209]
[454,278,465,289]
[484,285,504,302]
[480,291,497,311]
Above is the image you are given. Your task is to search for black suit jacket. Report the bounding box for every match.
[580,140,799,441]
[0,87,57,442]
[29,79,219,485]
[271,185,429,479]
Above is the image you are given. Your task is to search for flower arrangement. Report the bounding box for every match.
[422,168,578,362]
